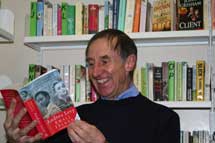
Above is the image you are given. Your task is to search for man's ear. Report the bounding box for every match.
[125,54,137,72]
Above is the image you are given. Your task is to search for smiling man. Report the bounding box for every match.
[4,29,180,143]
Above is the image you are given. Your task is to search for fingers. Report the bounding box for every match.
[4,98,16,130]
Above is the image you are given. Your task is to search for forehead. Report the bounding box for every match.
[87,38,119,58]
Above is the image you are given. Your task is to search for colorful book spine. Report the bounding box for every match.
[141,67,148,97]
[61,2,68,35]
[117,0,127,31]
[182,61,188,101]
[168,61,175,101]
[67,4,75,35]
[196,60,205,101]
[133,0,141,32]
[104,0,109,29]
[37,1,44,36]
[162,62,168,101]
[29,1,37,36]
[192,65,197,100]
[57,4,62,35]
[139,0,147,32]
[112,0,120,29]
[88,4,99,34]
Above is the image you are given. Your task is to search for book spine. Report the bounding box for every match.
[57,4,62,35]
[132,0,141,32]
[192,65,197,100]
[146,63,154,100]
[124,0,135,33]
[117,0,126,31]
[182,61,188,101]
[168,61,175,101]
[88,4,99,34]
[75,2,84,35]
[62,2,68,35]
[52,3,58,36]
[29,1,37,36]
[140,67,148,97]
[37,1,44,36]
[153,66,163,101]
[83,5,89,34]
[196,60,205,101]
[98,5,105,32]
[204,63,211,101]
[162,62,168,101]
[67,4,75,35]
[139,0,147,32]
[112,0,120,29]
[104,0,109,29]
[186,67,193,101]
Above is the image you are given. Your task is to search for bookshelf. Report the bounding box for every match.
[23,0,214,141]
[0,9,14,42]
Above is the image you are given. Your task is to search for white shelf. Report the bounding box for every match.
[0,27,14,42]
[74,101,211,109]
[0,9,14,43]
[24,30,214,51]
[156,101,211,109]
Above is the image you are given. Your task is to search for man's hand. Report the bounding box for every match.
[4,98,42,143]
[67,120,107,143]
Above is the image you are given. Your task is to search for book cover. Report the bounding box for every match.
[29,1,37,36]
[176,0,204,30]
[1,69,79,139]
[152,0,174,31]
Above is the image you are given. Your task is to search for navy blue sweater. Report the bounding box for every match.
[46,94,180,143]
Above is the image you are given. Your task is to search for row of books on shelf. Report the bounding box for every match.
[29,0,215,37]
[28,59,210,104]
[180,130,209,143]
[134,60,210,102]
[28,64,98,103]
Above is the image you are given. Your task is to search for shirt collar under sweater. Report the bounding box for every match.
[101,84,139,100]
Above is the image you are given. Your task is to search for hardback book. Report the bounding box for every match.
[152,0,175,31]
[112,0,120,29]
[196,60,205,101]
[52,3,59,36]
[192,65,197,100]
[104,0,110,29]
[29,1,37,36]
[88,4,99,34]
[57,4,62,35]
[161,62,168,101]
[99,5,105,32]
[75,65,86,102]
[43,1,53,36]
[139,0,148,32]
[176,0,204,30]
[0,69,79,139]
[175,62,182,101]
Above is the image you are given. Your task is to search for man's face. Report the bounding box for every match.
[86,38,131,100]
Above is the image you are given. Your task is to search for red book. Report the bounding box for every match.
[88,4,99,34]
[57,5,62,35]
[0,69,78,139]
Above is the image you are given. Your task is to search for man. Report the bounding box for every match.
[4,29,180,143]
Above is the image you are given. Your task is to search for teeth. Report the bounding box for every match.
[97,79,107,83]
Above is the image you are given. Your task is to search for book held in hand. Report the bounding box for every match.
[0,69,79,139]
